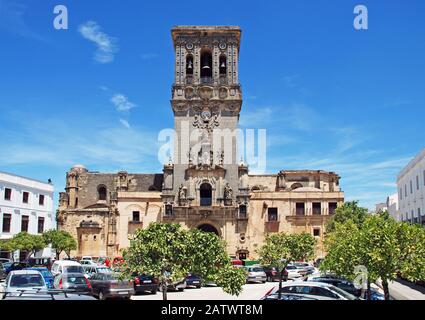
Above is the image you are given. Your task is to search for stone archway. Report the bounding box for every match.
[197,223,219,236]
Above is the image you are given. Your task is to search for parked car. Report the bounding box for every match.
[305,275,385,300]
[51,260,84,277]
[262,281,359,300]
[80,260,98,266]
[283,265,304,281]
[264,267,280,282]
[24,267,54,289]
[0,262,6,281]
[81,256,93,261]
[82,265,111,279]
[245,266,267,283]
[2,289,97,300]
[0,258,11,264]
[185,274,202,288]
[4,270,48,295]
[292,262,316,275]
[26,257,53,270]
[90,272,134,300]
[262,293,330,300]
[53,272,92,294]
[133,274,159,294]
[4,262,29,274]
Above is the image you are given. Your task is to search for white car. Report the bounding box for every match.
[284,265,305,280]
[263,281,359,300]
[51,260,84,277]
[81,256,93,261]
[4,270,47,297]
[79,260,97,266]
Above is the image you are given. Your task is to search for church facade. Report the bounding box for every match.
[57,26,344,260]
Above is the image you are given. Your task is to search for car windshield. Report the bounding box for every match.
[250,267,264,272]
[65,276,87,284]
[329,285,358,300]
[10,274,44,287]
[286,266,296,270]
[64,266,83,273]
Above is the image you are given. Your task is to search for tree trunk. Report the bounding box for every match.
[382,279,390,300]
[366,280,371,300]
[277,269,284,300]
[162,282,168,301]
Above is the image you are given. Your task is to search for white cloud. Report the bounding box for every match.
[111,94,136,112]
[78,21,118,63]
[119,119,130,128]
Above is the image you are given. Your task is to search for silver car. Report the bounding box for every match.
[263,281,359,300]
[4,270,47,297]
[245,266,267,283]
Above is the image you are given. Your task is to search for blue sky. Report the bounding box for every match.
[0,0,424,210]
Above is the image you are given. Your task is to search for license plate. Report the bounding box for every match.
[192,281,199,284]
[118,291,128,295]
[143,280,152,283]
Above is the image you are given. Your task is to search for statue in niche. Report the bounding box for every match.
[178,184,187,205]
[224,183,233,200]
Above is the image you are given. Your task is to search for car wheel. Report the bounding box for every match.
[151,288,157,294]
[99,291,106,300]
[196,285,202,289]
[178,288,184,292]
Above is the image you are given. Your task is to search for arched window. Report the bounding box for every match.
[200,183,212,206]
[186,54,193,75]
[98,185,107,201]
[200,50,212,80]
[219,55,227,75]
[291,183,303,191]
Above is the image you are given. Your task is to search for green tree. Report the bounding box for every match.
[326,201,368,233]
[8,232,46,260]
[322,214,425,300]
[257,232,316,299]
[121,222,246,300]
[43,230,77,259]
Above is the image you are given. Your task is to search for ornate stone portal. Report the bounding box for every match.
[57,26,344,260]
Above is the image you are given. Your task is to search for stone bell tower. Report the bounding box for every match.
[162,26,249,227]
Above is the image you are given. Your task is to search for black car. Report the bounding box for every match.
[90,272,135,300]
[263,267,280,282]
[133,274,158,294]
[185,274,202,288]
[53,272,93,295]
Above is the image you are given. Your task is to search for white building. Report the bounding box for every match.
[397,148,425,225]
[0,171,55,261]
[386,193,398,220]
